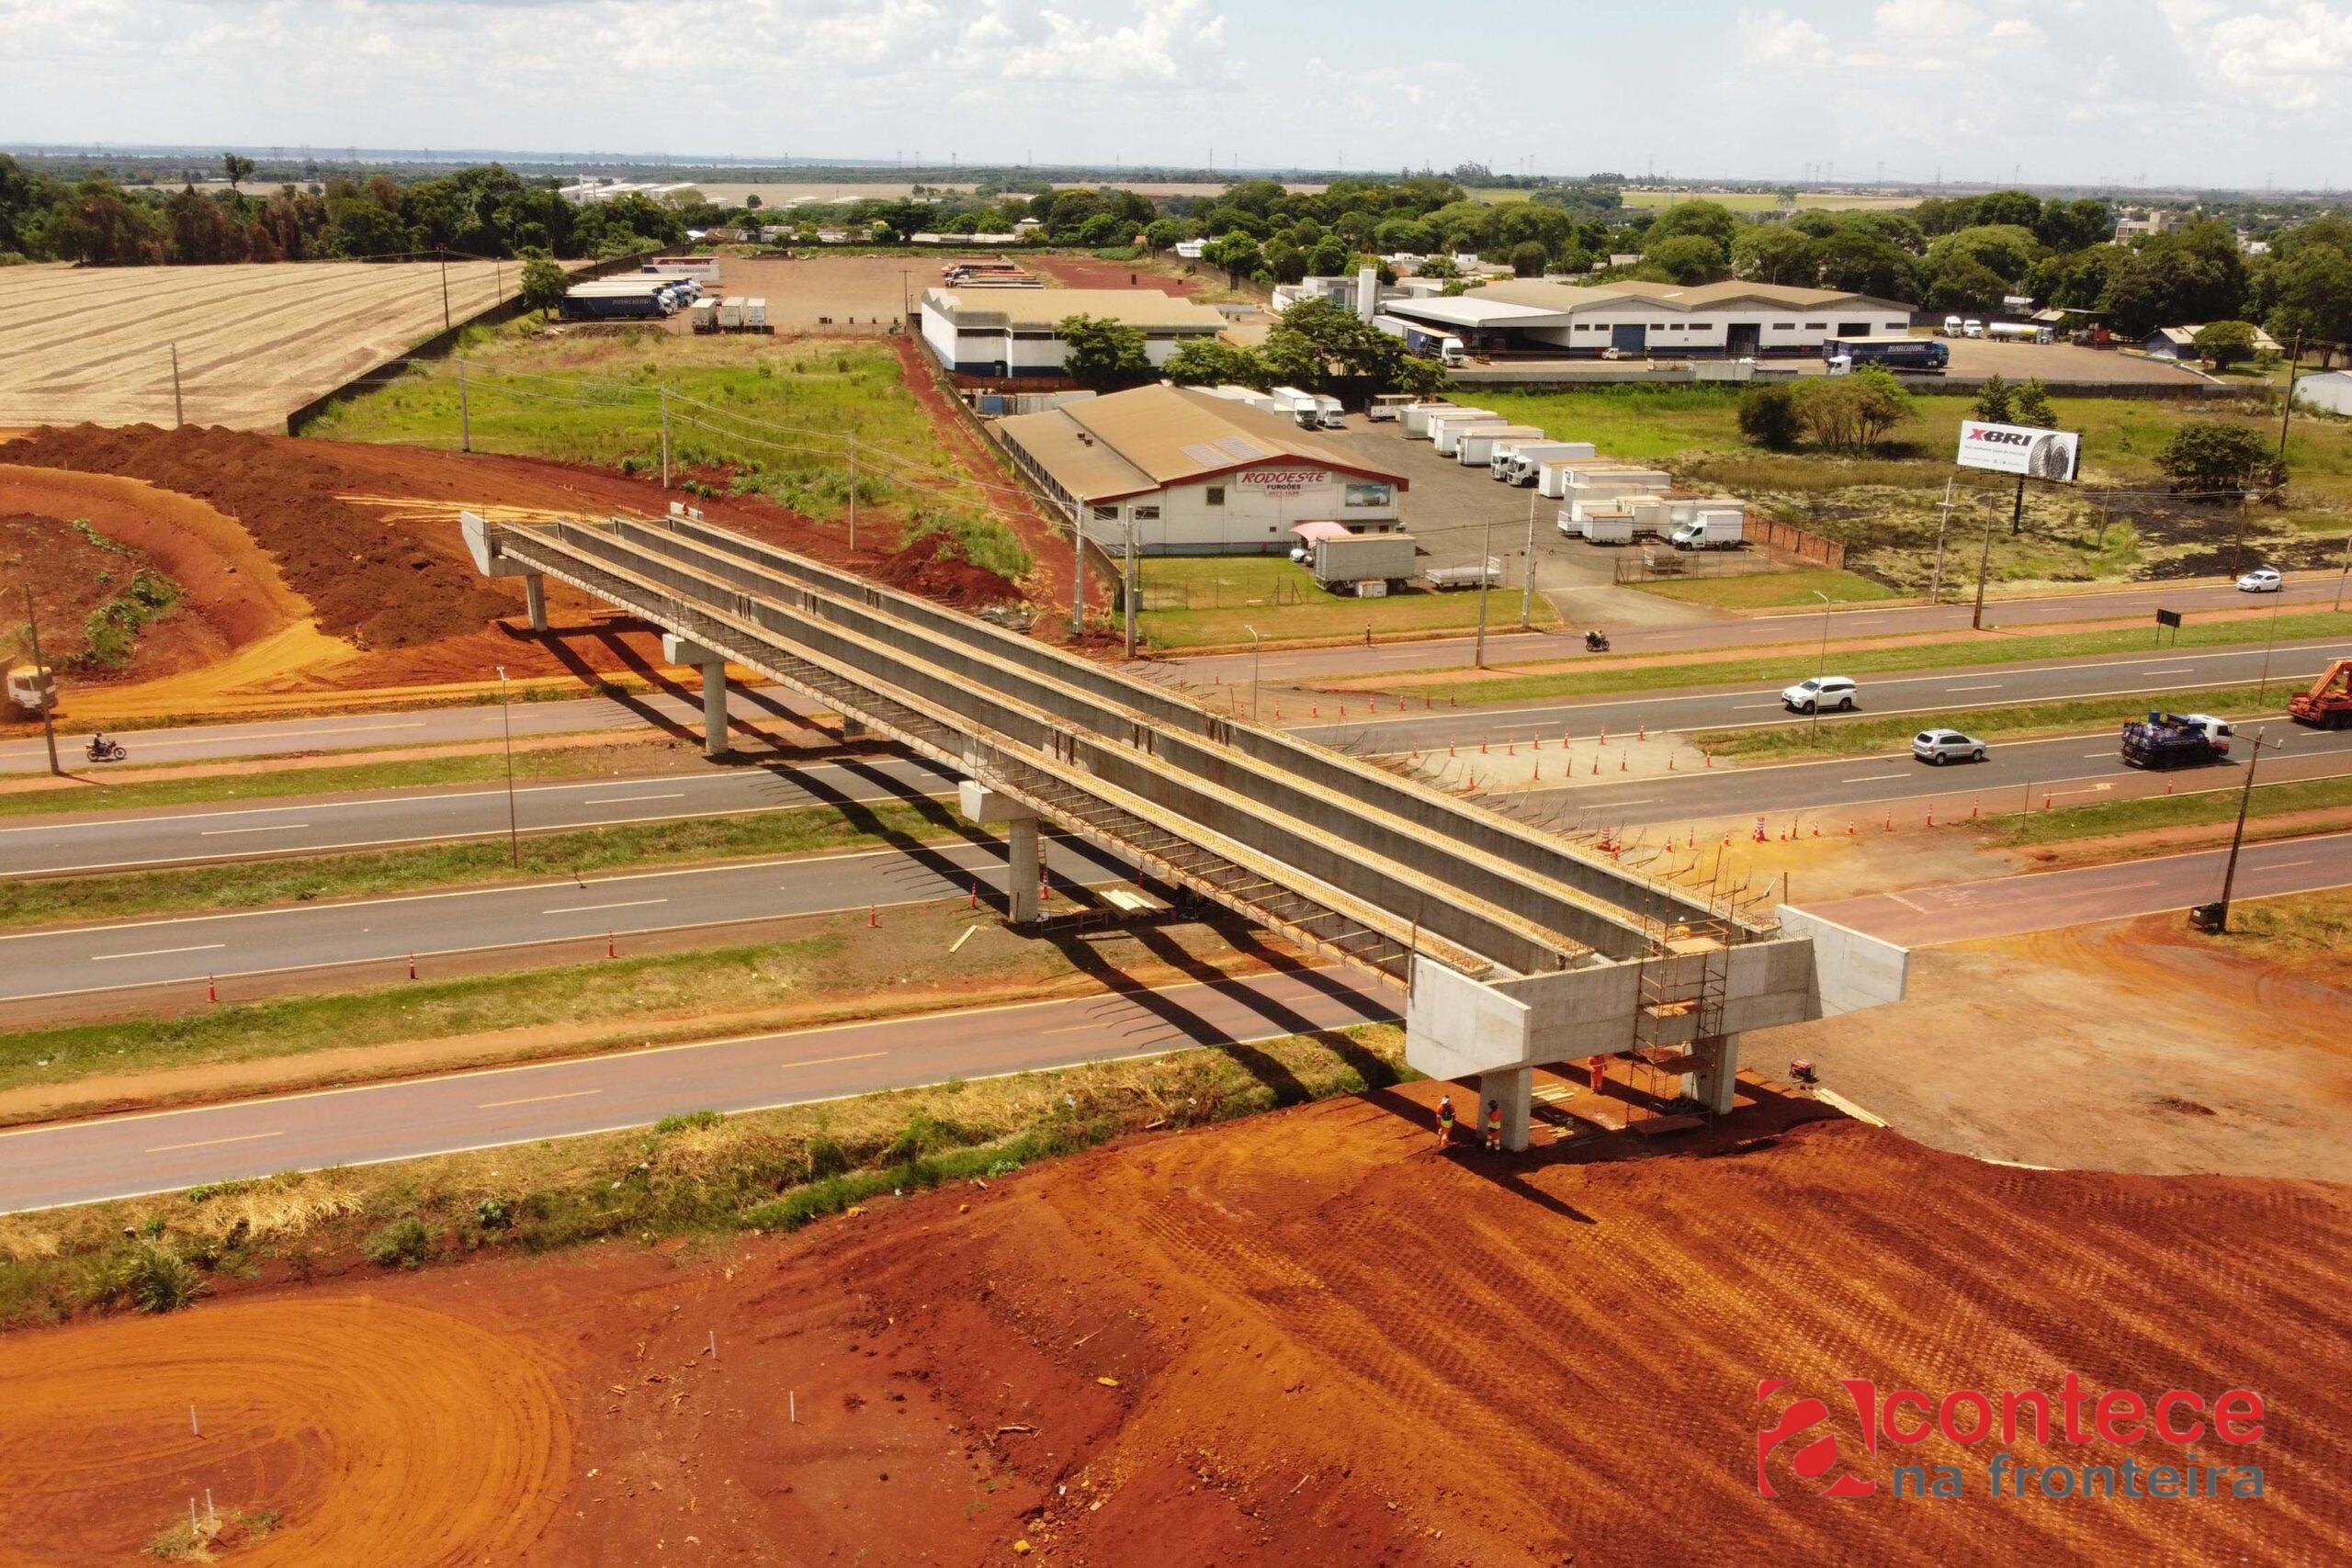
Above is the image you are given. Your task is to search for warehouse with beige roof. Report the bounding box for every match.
[995,383,1409,555]
[1382,278,1915,359]
[921,288,1229,378]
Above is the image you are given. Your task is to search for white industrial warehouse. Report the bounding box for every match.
[1380,279,1914,358]
[995,384,1410,555]
[921,288,1229,378]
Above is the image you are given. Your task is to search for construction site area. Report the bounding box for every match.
[1,235,2348,1567]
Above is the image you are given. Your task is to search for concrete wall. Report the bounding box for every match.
[1771,906,1911,1016]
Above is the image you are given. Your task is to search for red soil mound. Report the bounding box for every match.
[0,512,212,678]
[12,1095,2346,1564]
[876,530,1020,606]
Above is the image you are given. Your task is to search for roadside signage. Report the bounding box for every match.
[2155,608,2183,628]
[1957,420,2081,481]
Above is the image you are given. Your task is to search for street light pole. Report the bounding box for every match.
[1519,491,1537,629]
[1243,624,1261,721]
[2257,597,2282,704]
[1970,520,1996,631]
[1928,477,1954,604]
[496,665,520,867]
[20,586,58,777]
[1474,513,1495,670]
[1809,588,1833,742]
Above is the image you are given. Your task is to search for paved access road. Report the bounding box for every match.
[1801,830,2352,947]
[0,682,823,775]
[0,755,959,877]
[1288,639,2352,755]
[0,834,1132,1006]
[0,966,1400,1213]
[1185,574,2352,684]
[1495,722,2352,830]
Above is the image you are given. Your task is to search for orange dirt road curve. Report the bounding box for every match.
[1,1296,571,1565]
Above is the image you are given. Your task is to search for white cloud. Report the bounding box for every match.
[2199,0,2352,109]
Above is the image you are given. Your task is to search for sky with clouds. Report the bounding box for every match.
[3,0,2347,189]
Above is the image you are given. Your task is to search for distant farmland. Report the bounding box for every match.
[0,260,530,432]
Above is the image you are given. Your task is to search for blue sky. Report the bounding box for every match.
[3,1,2346,189]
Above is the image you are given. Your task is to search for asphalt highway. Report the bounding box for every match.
[1186,574,2352,683]
[1486,723,2352,830]
[1805,830,2352,946]
[1289,638,2352,754]
[0,754,961,877]
[0,966,1400,1213]
[0,834,1135,1005]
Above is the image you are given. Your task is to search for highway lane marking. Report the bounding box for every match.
[2144,667,2196,676]
[780,1051,888,1069]
[145,1130,283,1154]
[198,822,311,837]
[1840,773,1909,784]
[542,897,669,915]
[582,792,688,805]
[1945,683,2003,692]
[92,942,226,962]
[479,1089,603,1109]
[2255,859,2313,871]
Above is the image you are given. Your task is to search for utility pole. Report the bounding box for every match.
[20,587,58,776]
[2208,728,2278,932]
[658,386,673,488]
[2257,598,2283,704]
[1518,491,1538,629]
[1474,513,1495,669]
[439,254,452,334]
[168,343,185,427]
[495,667,520,866]
[1071,507,1086,637]
[1244,624,1261,721]
[457,361,471,453]
[2278,330,2302,463]
[2336,530,2350,613]
[1928,477,1954,604]
[1122,519,1137,660]
[1970,520,1996,630]
[1808,589,1833,742]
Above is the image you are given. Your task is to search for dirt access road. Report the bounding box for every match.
[6,1097,2346,1564]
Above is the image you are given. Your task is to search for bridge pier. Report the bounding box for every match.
[1477,1066,1533,1153]
[661,634,730,758]
[958,781,1040,924]
[523,574,548,632]
[839,715,868,742]
[1689,1034,1740,1116]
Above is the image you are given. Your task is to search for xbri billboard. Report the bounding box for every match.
[1957,421,2080,481]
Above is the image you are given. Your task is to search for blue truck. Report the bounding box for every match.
[2120,712,2233,769]
[1821,336,1950,372]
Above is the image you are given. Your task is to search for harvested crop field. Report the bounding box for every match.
[0,423,1026,723]
[7,1098,2346,1564]
[0,260,526,431]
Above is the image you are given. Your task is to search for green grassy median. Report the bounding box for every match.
[1691,684,2283,762]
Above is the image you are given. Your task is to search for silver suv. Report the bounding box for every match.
[1913,728,1986,765]
[1780,675,1857,714]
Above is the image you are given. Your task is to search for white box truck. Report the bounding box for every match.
[1457,425,1544,467]
[1311,393,1345,429]
[1499,441,1595,484]
[1670,507,1747,549]
[1269,387,1320,427]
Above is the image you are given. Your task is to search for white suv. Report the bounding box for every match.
[1781,675,1858,714]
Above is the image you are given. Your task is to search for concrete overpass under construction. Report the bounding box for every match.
[465,507,1907,1148]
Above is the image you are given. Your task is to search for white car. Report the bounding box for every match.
[1781,675,1858,714]
[2236,568,2282,592]
[1913,728,1987,765]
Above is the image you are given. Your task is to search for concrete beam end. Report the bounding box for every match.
[958,780,1037,827]
[661,632,727,667]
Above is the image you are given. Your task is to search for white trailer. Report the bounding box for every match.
[1564,465,1671,502]
[1401,400,1466,439]
[744,298,770,331]
[1565,509,1635,545]
[1457,425,1544,467]
[1425,557,1502,591]
[1538,457,1639,499]
[1430,412,1507,457]
[717,297,746,330]
[689,298,718,333]
[1367,393,1415,422]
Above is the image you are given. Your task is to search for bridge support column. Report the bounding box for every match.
[958,781,1040,924]
[523,574,548,632]
[1477,1066,1533,1154]
[839,715,868,741]
[662,633,730,759]
[1690,1034,1740,1116]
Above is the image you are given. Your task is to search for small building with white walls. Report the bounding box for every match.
[995,383,1409,555]
[921,288,1228,378]
[2293,368,2352,416]
[1381,279,1913,359]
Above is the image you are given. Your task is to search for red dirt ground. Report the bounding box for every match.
[0,423,1037,716]
[8,1094,2346,1565]
[1028,255,1208,299]
[1,511,210,680]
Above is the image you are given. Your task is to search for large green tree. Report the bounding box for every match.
[2156,421,2275,494]
[1057,315,1154,392]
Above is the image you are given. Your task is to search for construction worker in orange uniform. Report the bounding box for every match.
[1485,1099,1503,1151]
[1434,1095,1456,1152]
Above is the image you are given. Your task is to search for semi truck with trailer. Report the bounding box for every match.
[1494,441,1593,484]
[1821,336,1951,372]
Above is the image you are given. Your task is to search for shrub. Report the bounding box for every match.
[805,1135,848,1179]
[360,1216,433,1269]
[1736,383,1803,451]
[2155,421,2277,494]
[474,1196,513,1231]
[654,1110,723,1134]
[79,1244,204,1314]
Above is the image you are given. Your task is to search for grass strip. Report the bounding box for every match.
[1690,684,2279,762]
[1980,773,2352,848]
[1402,610,2352,706]
[0,739,730,820]
[0,797,962,931]
[0,1023,1410,1328]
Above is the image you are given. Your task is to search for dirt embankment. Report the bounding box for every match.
[8,1100,2346,1564]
